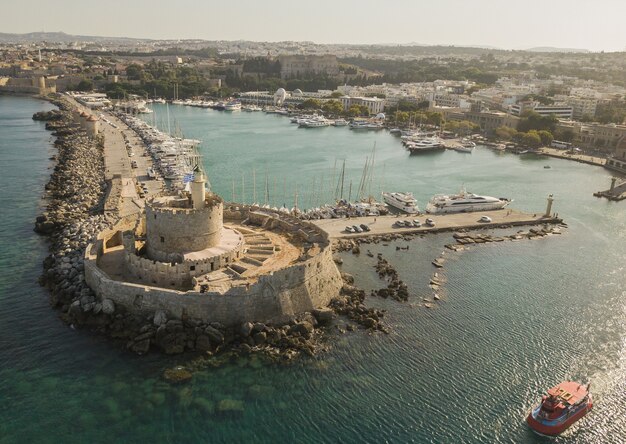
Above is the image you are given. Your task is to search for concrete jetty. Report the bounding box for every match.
[594,177,626,201]
[312,209,561,239]
[538,147,606,167]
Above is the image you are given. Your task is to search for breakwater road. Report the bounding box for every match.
[312,209,561,239]
[64,97,163,218]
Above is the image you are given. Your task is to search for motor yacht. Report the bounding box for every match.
[425,188,510,214]
[382,192,420,214]
[224,101,242,111]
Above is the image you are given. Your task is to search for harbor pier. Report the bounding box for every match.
[312,209,562,239]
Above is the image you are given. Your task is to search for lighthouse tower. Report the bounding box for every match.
[191,168,207,210]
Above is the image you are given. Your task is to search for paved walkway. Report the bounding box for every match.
[538,147,606,167]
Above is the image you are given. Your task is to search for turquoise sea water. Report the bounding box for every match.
[0,96,624,443]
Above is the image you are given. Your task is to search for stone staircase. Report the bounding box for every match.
[226,231,276,277]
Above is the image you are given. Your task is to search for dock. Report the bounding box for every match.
[594,177,626,201]
[311,209,562,239]
[538,147,606,167]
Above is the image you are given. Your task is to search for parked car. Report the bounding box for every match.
[345,226,355,233]
[352,225,363,233]
[359,224,371,232]
[425,218,435,227]
[394,220,405,228]
[412,219,421,227]
[479,216,492,223]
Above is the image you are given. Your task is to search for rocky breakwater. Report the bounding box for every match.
[450,225,563,248]
[118,307,339,360]
[33,104,111,319]
[370,254,409,302]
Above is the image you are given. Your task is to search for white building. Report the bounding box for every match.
[433,93,472,110]
[339,96,385,114]
[509,102,573,119]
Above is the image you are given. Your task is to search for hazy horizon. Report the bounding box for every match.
[2,0,625,52]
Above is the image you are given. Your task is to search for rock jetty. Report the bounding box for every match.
[35,101,111,320]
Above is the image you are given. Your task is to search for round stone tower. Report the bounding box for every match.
[145,174,223,262]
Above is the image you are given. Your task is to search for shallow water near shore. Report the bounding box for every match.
[0,96,624,443]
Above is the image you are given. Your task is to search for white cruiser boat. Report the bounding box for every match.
[425,189,510,214]
[224,101,242,111]
[299,117,331,128]
[382,192,420,214]
[406,137,444,154]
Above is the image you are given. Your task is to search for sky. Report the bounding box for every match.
[2,0,626,52]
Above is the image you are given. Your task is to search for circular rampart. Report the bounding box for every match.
[145,196,223,261]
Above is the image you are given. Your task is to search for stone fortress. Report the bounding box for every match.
[84,169,343,327]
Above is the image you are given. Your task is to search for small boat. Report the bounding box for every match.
[544,165,552,169]
[527,381,592,436]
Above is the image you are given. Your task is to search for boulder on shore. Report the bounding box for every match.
[101,299,115,315]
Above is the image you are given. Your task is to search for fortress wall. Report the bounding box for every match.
[145,201,223,261]
[123,237,244,289]
[224,206,330,245]
[85,230,342,326]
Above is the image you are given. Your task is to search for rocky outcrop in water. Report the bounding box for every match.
[370,254,409,302]
[328,273,388,333]
[32,110,63,122]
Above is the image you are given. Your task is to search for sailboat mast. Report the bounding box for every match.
[264,170,269,206]
[253,168,257,204]
[368,143,376,199]
[340,159,346,200]
[166,103,171,135]
[294,185,298,214]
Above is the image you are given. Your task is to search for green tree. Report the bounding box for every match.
[75,79,94,92]
[426,112,443,127]
[348,105,362,117]
[518,111,558,133]
[299,98,322,110]
[444,121,459,133]
[537,130,554,146]
[125,64,143,80]
[520,130,542,148]
[393,111,410,124]
[554,129,575,143]
[322,100,344,115]
[495,126,517,141]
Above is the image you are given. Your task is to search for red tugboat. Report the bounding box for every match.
[527,381,593,436]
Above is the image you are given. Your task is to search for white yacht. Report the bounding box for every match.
[299,117,331,128]
[453,145,474,153]
[425,188,510,214]
[406,137,444,154]
[382,192,420,214]
[333,119,349,126]
[453,140,475,153]
[349,121,369,130]
[224,101,242,111]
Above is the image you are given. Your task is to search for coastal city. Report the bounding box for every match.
[0,1,624,443]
